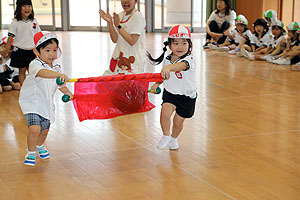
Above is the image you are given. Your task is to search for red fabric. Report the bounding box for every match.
[72,73,163,121]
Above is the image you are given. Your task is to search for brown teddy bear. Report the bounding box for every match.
[116,51,135,73]
[103,51,136,76]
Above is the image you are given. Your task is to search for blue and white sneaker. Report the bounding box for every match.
[24,154,36,166]
[36,145,50,159]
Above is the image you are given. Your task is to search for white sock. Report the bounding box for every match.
[36,144,45,151]
[27,151,36,156]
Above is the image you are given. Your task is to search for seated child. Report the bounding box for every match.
[252,20,286,61]
[208,14,252,54]
[0,36,16,93]
[272,22,300,65]
[239,18,271,60]
[264,9,278,35]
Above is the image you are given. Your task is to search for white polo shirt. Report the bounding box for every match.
[207,10,236,28]
[112,9,146,73]
[8,19,41,50]
[271,35,286,48]
[19,58,62,123]
[251,32,272,47]
[162,53,197,98]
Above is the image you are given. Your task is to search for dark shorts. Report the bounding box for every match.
[162,89,197,118]
[0,79,11,86]
[24,113,51,132]
[10,48,35,68]
[12,75,19,83]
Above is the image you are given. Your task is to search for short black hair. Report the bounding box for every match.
[36,38,59,53]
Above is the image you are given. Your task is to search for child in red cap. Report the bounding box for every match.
[19,31,73,166]
[147,25,197,150]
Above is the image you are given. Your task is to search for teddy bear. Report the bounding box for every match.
[104,51,135,76]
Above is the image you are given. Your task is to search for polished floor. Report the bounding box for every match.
[0,31,300,200]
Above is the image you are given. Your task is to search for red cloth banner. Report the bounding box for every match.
[72,73,163,121]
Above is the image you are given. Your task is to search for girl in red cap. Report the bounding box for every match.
[19,31,73,166]
[147,25,197,150]
[0,0,41,86]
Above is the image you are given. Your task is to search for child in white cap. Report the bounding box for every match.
[272,22,300,65]
[252,20,286,61]
[19,31,73,166]
[147,25,197,150]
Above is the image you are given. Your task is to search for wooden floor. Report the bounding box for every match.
[1,31,300,200]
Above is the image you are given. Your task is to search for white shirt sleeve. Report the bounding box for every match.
[29,60,44,78]
[227,10,236,25]
[180,55,195,71]
[207,10,217,23]
[128,12,145,36]
[8,20,17,37]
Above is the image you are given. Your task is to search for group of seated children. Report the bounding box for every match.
[206,10,300,71]
[0,37,20,93]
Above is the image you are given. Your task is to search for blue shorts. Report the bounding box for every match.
[24,113,51,132]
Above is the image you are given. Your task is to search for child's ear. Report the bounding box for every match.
[33,48,39,57]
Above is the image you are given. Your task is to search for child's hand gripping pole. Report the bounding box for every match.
[62,94,73,103]
[148,87,161,94]
[56,77,78,85]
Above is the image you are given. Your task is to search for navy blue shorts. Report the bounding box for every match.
[24,113,51,132]
[10,48,35,68]
[162,89,197,118]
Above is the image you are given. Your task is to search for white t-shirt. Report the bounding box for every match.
[250,32,272,47]
[19,58,62,123]
[162,53,197,98]
[112,9,146,73]
[8,19,41,50]
[207,10,236,28]
[229,29,252,44]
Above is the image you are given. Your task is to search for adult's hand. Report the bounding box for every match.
[99,9,113,24]
[113,13,120,27]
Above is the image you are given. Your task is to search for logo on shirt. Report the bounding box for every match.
[175,71,182,79]
[33,23,37,29]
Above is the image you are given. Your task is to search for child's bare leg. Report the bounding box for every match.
[0,85,2,93]
[27,125,41,151]
[3,85,12,91]
[37,129,49,146]
[11,82,20,90]
[19,67,27,86]
[171,114,185,138]
[160,103,176,136]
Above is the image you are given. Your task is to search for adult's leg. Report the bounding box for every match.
[206,20,220,41]
[217,21,230,44]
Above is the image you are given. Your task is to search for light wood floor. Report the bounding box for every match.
[1,31,300,200]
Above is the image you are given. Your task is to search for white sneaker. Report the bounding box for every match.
[229,47,240,55]
[157,135,171,149]
[240,48,250,59]
[236,52,243,57]
[274,58,291,65]
[291,62,300,71]
[218,46,230,52]
[261,54,271,61]
[208,43,219,50]
[248,52,254,60]
[169,137,179,150]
